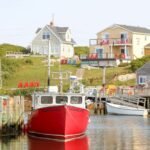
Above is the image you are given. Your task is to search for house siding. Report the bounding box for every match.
[90,24,150,62]
[31,25,74,58]
[136,72,150,85]
[145,48,150,55]
[97,26,132,39]
[92,26,133,59]
[32,26,61,56]
[61,44,74,58]
[136,62,150,85]
[132,34,150,59]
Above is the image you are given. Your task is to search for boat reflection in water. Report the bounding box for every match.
[28,135,89,150]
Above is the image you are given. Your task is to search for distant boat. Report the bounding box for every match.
[106,102,145,116]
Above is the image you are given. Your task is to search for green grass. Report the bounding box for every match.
[2,56,135,90]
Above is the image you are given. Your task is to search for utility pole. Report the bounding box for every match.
[47,39,51,90]
[0,59,2,89]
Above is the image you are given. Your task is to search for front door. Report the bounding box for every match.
[121,49,125,59]
[121,49,125,54]
[96,48,103,58]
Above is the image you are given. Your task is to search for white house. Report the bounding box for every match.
[31,22,75,58]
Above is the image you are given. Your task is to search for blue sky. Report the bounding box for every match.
[0,0,149,47]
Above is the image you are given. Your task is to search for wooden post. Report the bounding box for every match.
[102,66,106,95]
[148,98,150,109]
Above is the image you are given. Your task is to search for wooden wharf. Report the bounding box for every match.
[0,96,25,138]
[107,94,146,108]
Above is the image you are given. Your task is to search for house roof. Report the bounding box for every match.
[145,43,150,48]
[35,25,76,44]
[48,25,75,44]
[136,61,150,74]
[35,28,42,34]
[54,27,68,33]
[116,24,150,34]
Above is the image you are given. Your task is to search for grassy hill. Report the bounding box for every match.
[2,44,150,95]
[0,43,27,57]
[1,56,135,95]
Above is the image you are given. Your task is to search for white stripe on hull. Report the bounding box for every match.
[28,130,85,138]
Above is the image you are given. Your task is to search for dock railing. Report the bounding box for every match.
[109,94,146,108]
[134,87,150,96]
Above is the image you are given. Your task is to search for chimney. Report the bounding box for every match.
[50,14,55,27]
[50,21,54,27]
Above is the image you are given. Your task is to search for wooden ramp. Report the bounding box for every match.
[108,94,146,109]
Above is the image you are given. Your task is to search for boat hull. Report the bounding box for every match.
[27,105,89,139]
[106,102,144,116]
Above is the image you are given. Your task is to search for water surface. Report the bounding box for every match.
[1,115,150,150]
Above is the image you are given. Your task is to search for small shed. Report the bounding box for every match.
[144,43,150,56]
[136,61,150,86]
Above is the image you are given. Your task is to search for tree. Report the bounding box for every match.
[74,46,89,56]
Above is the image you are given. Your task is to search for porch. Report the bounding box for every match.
[80,52,131,67]
[89,38,133,61]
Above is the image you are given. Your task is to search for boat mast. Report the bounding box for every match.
[48,39,51,92]
[59,62,63,93]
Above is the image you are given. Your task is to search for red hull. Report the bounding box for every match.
[28,135,89,150]
[27,105,89,139]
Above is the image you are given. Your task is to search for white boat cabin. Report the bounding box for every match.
[32,92,86,110]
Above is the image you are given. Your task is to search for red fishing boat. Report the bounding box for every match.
[27,92,89,140]
[27,38,89,139]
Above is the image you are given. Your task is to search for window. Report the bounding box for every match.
[96,48,103,58]
[70,96,82,104]
[102,33,109,39]
[56,96,68,104]
[41,96,53,104]
[121,49,125,54]
[121,33,127,40]
[42,32,50,39]
[136,38,140,45]
[139,76,147,84]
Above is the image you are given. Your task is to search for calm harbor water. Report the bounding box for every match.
[0,115,150,150]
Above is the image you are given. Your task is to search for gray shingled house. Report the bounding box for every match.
[136,61,150,86]
[31,22,75,58]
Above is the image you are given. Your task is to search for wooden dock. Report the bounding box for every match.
[117,87,150,109]
[0,96,24,137]
[107,94,146,108]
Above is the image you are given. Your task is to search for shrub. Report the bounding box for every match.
[118,62,129,67]
[74,46,89,56]
[130,56,150,71]
[25,59,33,64]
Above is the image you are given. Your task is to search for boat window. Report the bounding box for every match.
[41,96,53,104]
[56,96,68,104]
[70,96,82,104]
